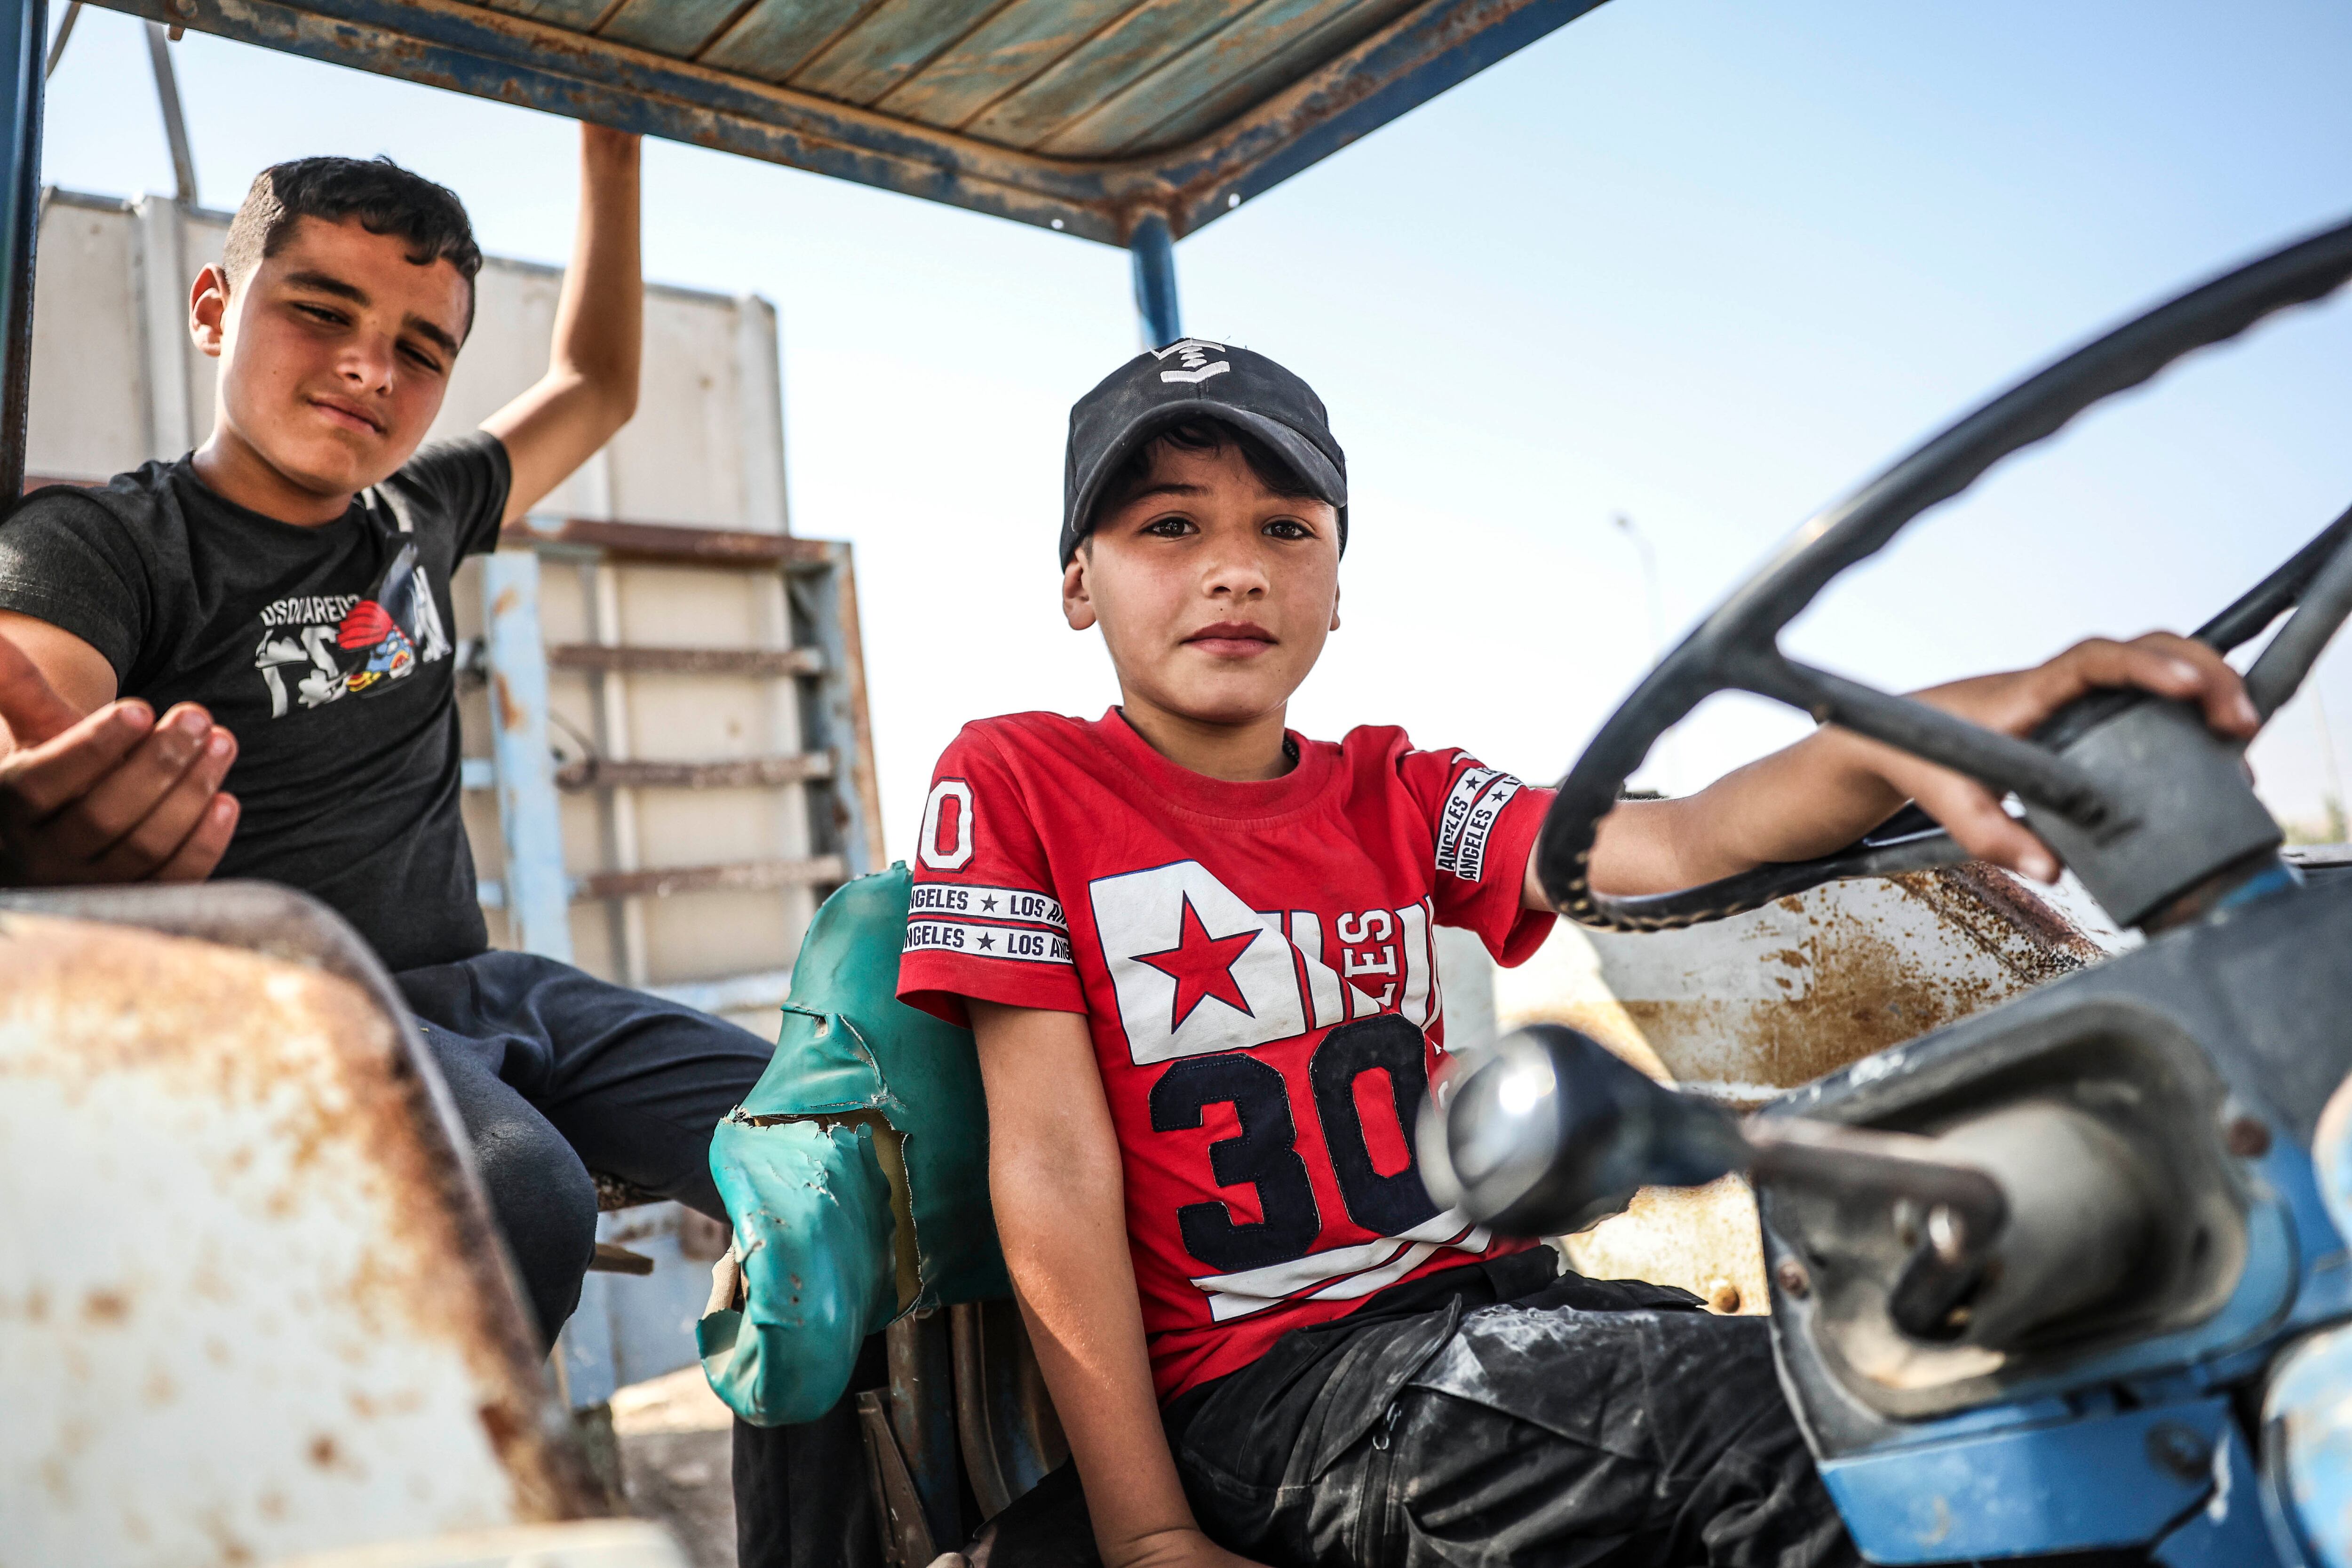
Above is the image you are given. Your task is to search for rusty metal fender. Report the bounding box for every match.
[0,882,602,1566]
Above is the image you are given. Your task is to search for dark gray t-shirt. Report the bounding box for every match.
[0,436,510,971]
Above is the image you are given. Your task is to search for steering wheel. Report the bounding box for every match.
[1537,214,2352,934]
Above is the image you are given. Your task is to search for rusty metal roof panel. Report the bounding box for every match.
[94,0,1606,244]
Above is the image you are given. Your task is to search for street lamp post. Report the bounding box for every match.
[1614,512,1666,660]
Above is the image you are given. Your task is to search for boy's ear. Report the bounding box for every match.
[1330,582,1342,634]
[1062,552,1097,632]
[189,265,230,361]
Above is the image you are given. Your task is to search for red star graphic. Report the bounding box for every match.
[1134,895,1258,1034]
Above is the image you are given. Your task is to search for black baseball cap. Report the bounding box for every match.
[1061,340,1348,568]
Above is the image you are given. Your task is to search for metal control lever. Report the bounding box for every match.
[1422,1024,2157,1348]
[1421,1025,2010,1283]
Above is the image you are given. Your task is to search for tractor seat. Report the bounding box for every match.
[701,863,1074,1562]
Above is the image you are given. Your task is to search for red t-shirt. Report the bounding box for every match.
[897,709,1554,1399]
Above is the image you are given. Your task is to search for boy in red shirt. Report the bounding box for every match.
[898,343,2258,1568]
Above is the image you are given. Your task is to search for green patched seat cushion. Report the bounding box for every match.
[699,863,1011,1426]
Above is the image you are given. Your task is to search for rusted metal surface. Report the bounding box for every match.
[501,516,834,569]
[0,885,601,1565]
[1573,866,2110,1101]
[577,853,848,902]
[1491,866,2120,1316]
[555,752,834,792]
[856,1391,939,1568]
[548,642,826,678]
[589,1242,657,1277]
[87,0,1607,245]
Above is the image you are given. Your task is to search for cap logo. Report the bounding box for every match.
[1154,338,1230,385]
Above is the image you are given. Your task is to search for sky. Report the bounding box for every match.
[37,0,2352,861]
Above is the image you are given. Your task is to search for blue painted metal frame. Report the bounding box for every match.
[785,539,882,880]
[83,0,1607,247]
[480,549,574,964]
[1821,1397,2235,1563]
[2255,1074,2352,1568]
[0,0,41,505]
[1753,873,2352,1566]
[1129,213,1182,350]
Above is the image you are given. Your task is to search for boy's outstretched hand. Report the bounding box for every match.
[1857,632,2259,883]
[0,631,239,886]
[1580,631,2262,899]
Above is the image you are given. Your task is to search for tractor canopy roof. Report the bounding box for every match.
[101,0,1605,244]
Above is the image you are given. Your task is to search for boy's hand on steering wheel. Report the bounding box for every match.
[0,632,241,886]
[1858,631,2259,884]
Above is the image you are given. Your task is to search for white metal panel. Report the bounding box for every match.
[606,292,746,528]
[134,196,195,458]
[732,294,787,533]
[26,192,144,482]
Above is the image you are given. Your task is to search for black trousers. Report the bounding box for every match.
[734,1335,889,1568]
[974,1250,1855,1568]
[1164,1249,1857,1568]
[394,948,774,1344]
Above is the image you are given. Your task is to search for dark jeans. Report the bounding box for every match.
[734,1335,888,1568]
[1163,1249,1857,1568]
[395,947,774,1344]
[976,1250,1855,1568]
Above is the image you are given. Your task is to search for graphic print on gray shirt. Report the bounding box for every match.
[0,434,511,971]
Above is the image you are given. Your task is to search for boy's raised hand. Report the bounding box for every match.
[1868,632,2260,883]
[0,630,240,886]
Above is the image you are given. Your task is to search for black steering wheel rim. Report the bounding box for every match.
[1539,213,2352,932]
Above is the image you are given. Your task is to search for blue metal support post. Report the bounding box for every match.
[481,550,574,964]
[1130,212,1182,350]
[0,0,45,505]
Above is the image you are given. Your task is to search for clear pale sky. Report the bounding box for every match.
[40,1,2352,860]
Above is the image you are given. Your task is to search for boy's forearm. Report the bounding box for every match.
[550,125,643,411]
[1578,727,1904,899]
[1001,1170,1203,1563]
[1669,727,1907,876]
[485,124,643,522]
[970,1002,1216,1568]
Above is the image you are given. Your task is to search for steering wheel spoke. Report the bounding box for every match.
[1733,653,2119,831]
